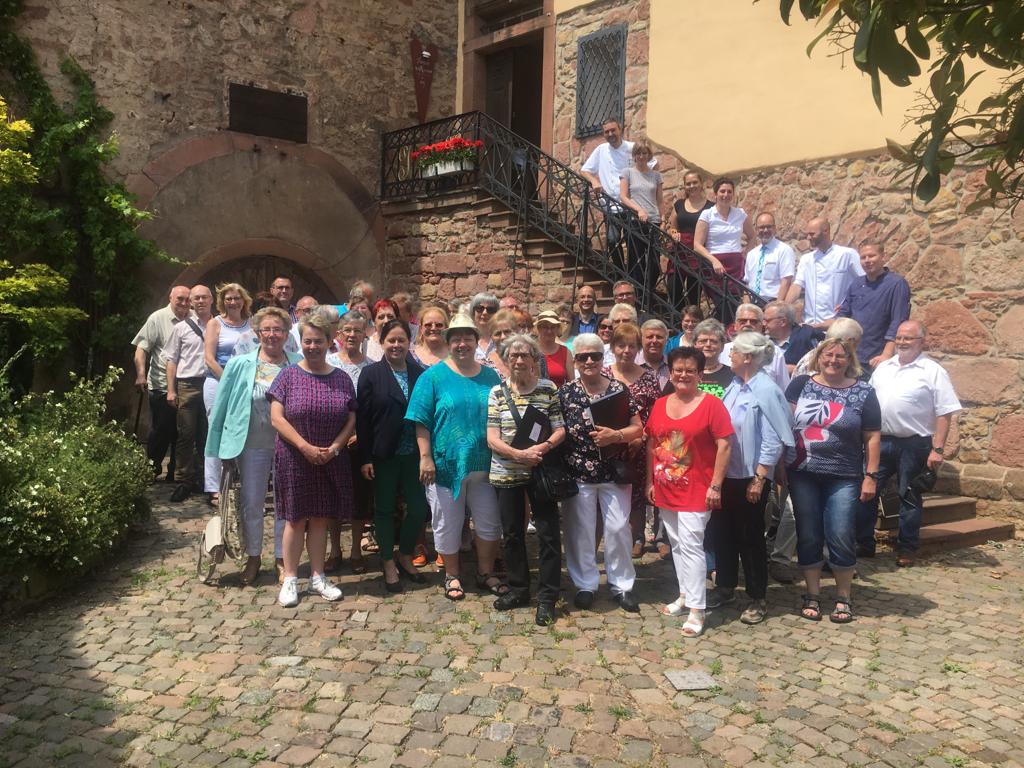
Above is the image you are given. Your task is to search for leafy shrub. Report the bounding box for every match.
[0,364,150,596]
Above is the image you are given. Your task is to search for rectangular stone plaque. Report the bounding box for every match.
[664,670,717,691]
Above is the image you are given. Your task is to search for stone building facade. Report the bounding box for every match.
[15,0,460,301]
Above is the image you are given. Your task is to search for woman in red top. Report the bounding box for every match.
[535,309,573,388]
[645,346,732,637]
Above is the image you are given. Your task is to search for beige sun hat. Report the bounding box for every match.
[534,309,565,330]
[445,313,481,341]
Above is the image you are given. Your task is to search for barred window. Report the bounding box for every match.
[575,24,627,138]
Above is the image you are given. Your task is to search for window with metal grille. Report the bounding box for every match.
[575,24,627,138]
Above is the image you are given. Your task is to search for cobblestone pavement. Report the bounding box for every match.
[2,484,1023,768]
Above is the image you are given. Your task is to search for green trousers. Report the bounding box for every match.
[372,452,429,560]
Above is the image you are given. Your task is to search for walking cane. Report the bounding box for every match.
[133,389,145,442]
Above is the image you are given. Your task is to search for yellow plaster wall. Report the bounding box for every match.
[556,0,995,173]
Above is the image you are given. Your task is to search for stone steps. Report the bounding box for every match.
[877,493,977,530]
[877,517,1016,553]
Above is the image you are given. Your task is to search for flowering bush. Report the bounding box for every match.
[410,136,484,170]
[0,364,151,598]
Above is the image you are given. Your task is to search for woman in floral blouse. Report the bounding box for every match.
[558,333,644,614]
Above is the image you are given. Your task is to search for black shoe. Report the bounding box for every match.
[170,483,191,502]
[494,591,530,611]
[573,590,595,609]
[396,560,426,584]
[384,576,404,594]
[856,545,876,558]
[614,591,640,613]
[535,602,556,626]
[706,587,736,609]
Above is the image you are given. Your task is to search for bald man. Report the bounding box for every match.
[784,217,863,328]
[132,285,191,480]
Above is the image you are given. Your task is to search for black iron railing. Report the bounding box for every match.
[380,111,762,324]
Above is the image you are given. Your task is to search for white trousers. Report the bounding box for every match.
[563,482,635,594]
[427,471,501,554]
[202,378,222,494]
[660,508,711,609]
[236,447,284,558]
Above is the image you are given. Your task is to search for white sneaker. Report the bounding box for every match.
[278,576,299,607]
[310,574,342,602]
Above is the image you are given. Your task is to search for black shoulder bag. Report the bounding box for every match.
[500,384,578,503]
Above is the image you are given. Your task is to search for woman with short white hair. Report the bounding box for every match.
[705,332,794,625]
[558,333,645,613]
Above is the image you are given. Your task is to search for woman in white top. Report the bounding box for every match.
[619,140,663,304]
[693,177,757,322]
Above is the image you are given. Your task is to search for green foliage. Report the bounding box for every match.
[0,1,164,374]
[774,0,1024,208]
[0,260,87,355]
[0,364,150,595]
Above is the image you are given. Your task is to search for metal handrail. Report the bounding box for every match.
[380,111,763,324]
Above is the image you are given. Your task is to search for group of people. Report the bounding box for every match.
[132,247,961,635]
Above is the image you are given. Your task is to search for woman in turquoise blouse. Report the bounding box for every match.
[206,307,302,585]
[406,314,505,601]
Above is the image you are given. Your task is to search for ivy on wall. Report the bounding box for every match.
[0,0,164,377]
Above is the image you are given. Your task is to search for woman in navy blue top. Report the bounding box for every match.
[785,338,881,624]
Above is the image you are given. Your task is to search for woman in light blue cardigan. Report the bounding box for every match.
[706,332,794,624]
[206,307,302,585]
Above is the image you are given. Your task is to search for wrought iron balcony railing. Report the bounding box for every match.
[380,111,763,325]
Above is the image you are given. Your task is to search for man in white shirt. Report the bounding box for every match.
[719,304,790,391]
[289,295,318,348]
[745,213,796,300]
[785,217,863,328]
[863,320,962,566]
[163,285,214,502]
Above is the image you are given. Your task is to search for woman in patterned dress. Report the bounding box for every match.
[269,314,357,607]
[603,322,662,557]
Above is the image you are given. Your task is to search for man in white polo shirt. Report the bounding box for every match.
[745,212,796,300]
[863,320,961,566]
[785,217,863,328]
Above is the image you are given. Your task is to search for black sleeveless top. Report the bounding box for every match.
[673,199,714,238]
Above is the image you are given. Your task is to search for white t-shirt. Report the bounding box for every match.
[794,244,864,324]
[581,141,635,204]
[744,238,796,299]
[698,206,747,253]
[869,354,962,438]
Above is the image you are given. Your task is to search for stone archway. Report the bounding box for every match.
[129,132,384,304]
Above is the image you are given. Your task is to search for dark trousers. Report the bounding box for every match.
[147,390,177,478]
[497,484,561,604]
[173,378,207,488]
[856,435,931,553]
[373,453,429,560]
[714,477,769,600]
[626,220,660,307]
[606,211,626,276]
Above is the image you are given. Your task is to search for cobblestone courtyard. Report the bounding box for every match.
[1,485,1022,768]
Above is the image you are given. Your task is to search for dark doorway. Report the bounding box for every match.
[199,256,339,305]
[484,36,543,146]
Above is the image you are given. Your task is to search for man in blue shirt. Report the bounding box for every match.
[838,243,911,371]
[570,285,602,336]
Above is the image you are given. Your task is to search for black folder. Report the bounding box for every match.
[588,387,630,430]
[510,405,553,449]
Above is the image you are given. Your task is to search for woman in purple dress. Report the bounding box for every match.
[269,314,357,607]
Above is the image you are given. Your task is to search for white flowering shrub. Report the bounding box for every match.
[0,366,150,594]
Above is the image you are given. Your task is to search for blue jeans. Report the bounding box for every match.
[856,435,931,553]
[789,471,859,570]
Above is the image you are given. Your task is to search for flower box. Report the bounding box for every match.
[412,136,483,177]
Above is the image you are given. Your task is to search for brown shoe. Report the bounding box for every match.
[631,540,644,558]
[241,556,261,586]
[275,558,285,584]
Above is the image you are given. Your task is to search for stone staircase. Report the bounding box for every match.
[876,492,1015,553]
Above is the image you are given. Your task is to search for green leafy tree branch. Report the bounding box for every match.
[773,0,1024,208]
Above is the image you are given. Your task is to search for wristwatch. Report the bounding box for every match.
[932,445,945,456]
[865,471,881,481]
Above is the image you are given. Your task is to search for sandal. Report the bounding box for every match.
[662,596,687,616]
[476,572,510,596]
[444,575,465,601]
[830,599,854,624]
[349,556,367,575]
[800,594,822,622]
[361,531,380,553]
[681,609,704,637]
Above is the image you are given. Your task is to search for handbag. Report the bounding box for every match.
[501,384,578,503]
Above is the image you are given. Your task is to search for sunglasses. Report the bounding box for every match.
[474,305,498,314]
[575,352,603,363]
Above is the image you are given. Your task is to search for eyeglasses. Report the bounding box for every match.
[894,335,924,342]
[575,352,603,363]
[507,351,532,360]
[473,305,498,314]
[613,293,634,300]
[258,328,286,336]
[598,323,613,330]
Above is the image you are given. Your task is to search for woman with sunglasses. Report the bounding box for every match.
[412,305,450,368]
[469,292,501,364]
[558,333,644,613]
